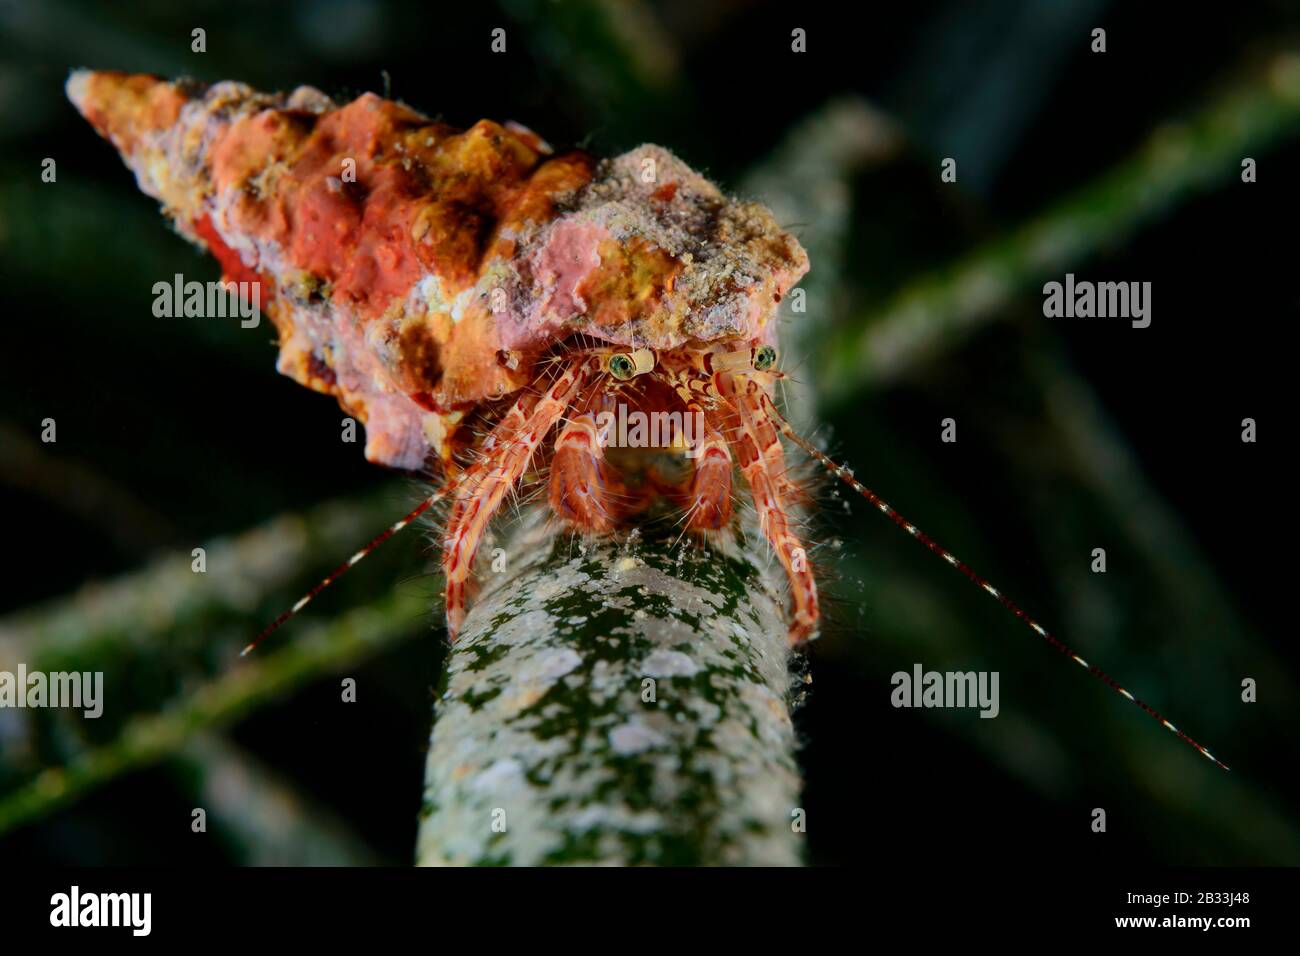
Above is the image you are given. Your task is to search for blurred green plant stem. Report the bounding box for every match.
[0,587,427,835]
[819,52,1300,406]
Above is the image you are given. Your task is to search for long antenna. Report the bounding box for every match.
[760,392,1230,771]
[240,489,446,657]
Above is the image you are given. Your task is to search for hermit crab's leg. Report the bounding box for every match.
[683,404,735,531]
[717,372,820,643]
[440,392,539,632]
[442,360,591,638]
[444,390,542,536]
[667,370,734,532]
[443,354,600,543]
[548,391,618,533]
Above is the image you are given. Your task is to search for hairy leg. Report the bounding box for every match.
[717,371,820,643]
[548,399,617,532]
[683,404,734,531]
[442,361,590,637]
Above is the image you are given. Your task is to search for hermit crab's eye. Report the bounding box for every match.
[753,345,778,371]
[605,348,656,380]
[607,353,637,380]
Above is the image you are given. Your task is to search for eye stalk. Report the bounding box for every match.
[606,348,655,380]
[753,344,778,371]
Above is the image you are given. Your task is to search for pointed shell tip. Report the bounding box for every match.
[65,69,93,111]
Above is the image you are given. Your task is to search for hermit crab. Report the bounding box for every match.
[67,70,819,643]
[68,70,1229,770]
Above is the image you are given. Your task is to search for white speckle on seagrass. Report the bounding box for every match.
[640,649,699,678]
[609,719,670,755]
[471,758,525,793]
[518,648,582,683]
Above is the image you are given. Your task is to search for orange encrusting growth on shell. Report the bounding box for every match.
[67,70,601,468]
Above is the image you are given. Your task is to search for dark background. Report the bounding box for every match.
[0,0,1296,865]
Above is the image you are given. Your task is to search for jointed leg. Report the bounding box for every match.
[548,399,617,533]
[718,371,820,643]
[667,369,735,532]
[442,361,590,638]
[683,404,734,531]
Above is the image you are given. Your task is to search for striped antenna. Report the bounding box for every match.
[241,489,447,657]
[759,393,1230,771]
